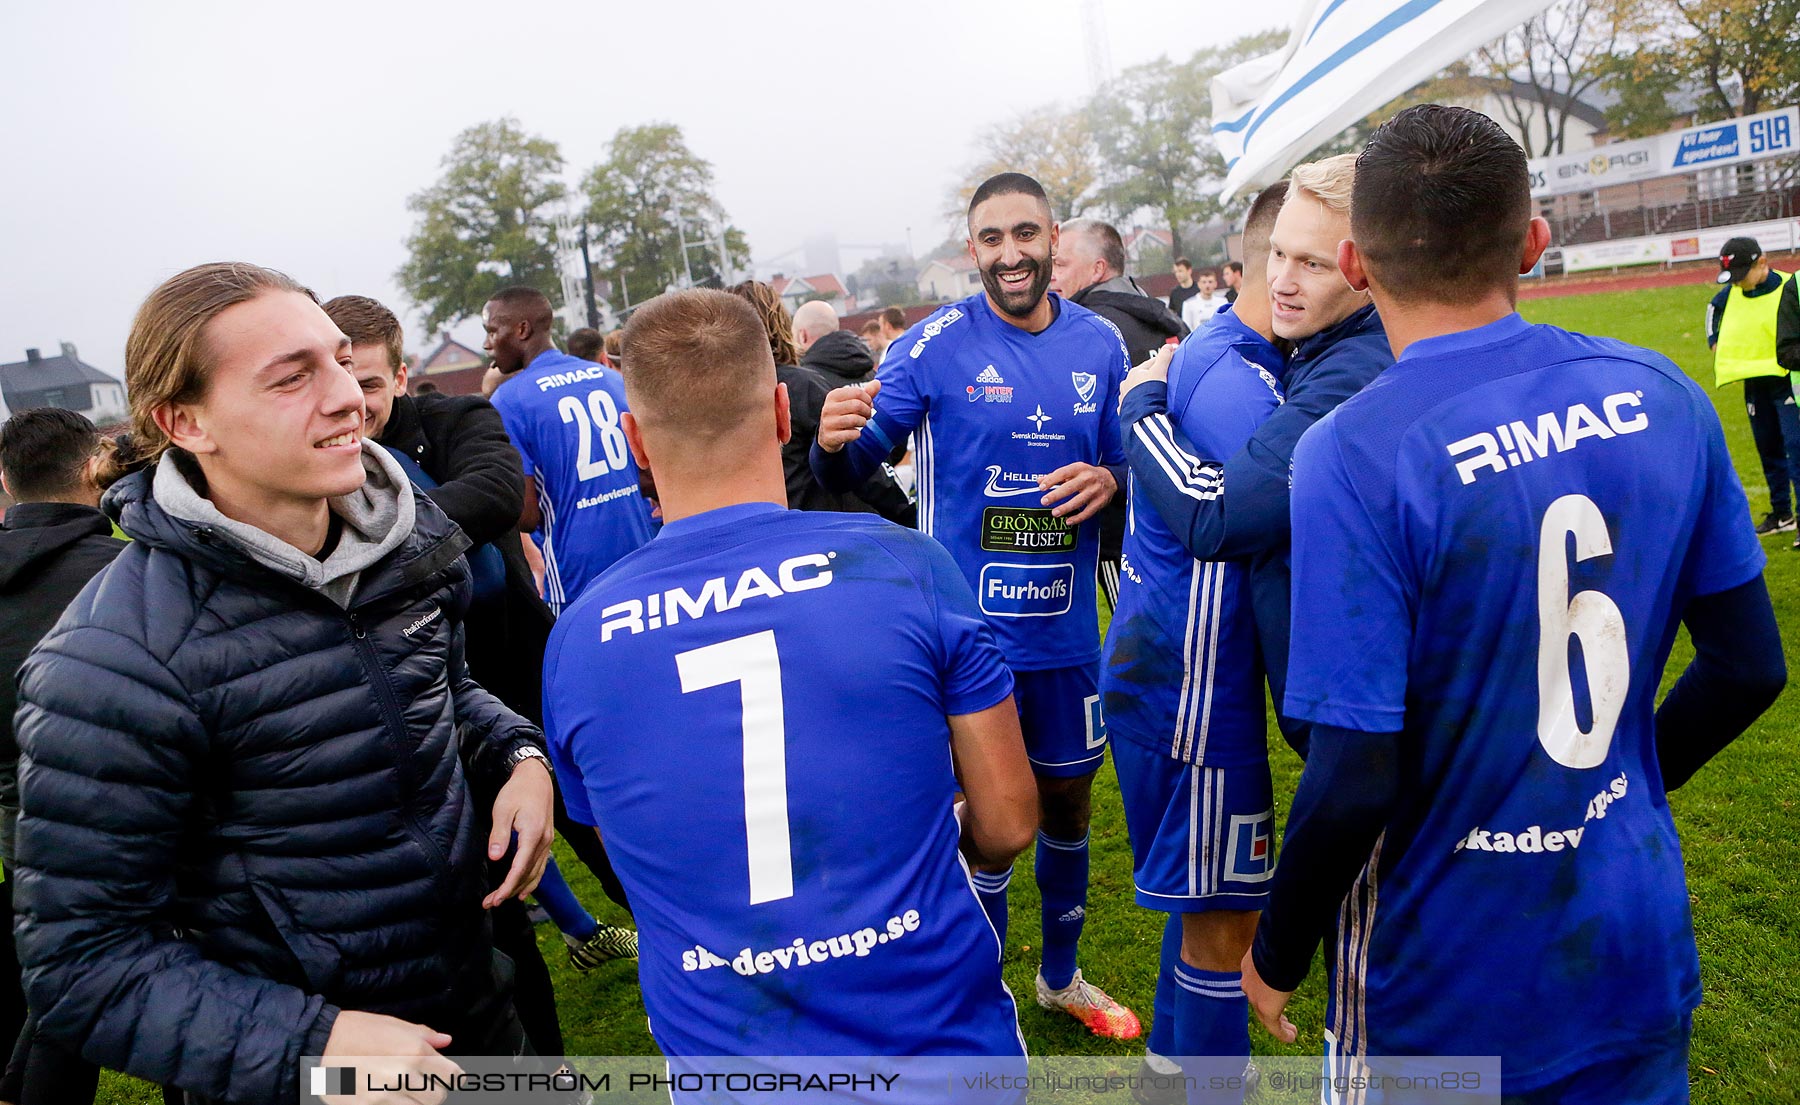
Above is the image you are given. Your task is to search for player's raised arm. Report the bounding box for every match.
[816,379,879,453]
[950,700,1037,868]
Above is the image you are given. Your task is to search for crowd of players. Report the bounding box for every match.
[0,103,1786,1105]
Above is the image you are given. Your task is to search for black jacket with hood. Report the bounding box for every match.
[782,330,916,524]
[1071,275,1190,364]
[11,447,542,1104]
[0,502,125,864]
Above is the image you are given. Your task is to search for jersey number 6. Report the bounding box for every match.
[676,630,794,905]
[1536,494,1629,770]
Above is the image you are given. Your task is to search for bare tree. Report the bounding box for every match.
[1474,0,1641,155]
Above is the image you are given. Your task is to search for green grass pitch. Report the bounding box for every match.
[98,283,1797,1102]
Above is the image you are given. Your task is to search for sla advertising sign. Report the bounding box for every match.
[1529,106,1798,199]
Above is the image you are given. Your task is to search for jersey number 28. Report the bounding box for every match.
[1536,494,1628,769]
[559,388,630,480]
[676,630,794,905]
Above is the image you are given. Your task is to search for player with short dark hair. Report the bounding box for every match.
[485,285,655,614]
[1244,103,1785,1102]
[567,327,605,363]
[544,288,1036,1067]
[1105,180,1288,1095]
[0,408,105,504]
[812,172,1141,1038]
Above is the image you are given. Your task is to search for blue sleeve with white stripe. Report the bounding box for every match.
[1122,331,1385,561]
[809,340,927,493]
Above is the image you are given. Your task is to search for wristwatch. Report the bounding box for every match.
[506,744,552,778]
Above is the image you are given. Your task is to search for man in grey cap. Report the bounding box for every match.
[1708,235,1800,536]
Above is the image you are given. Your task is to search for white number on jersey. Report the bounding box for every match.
[676,630,794,904]
[559,387,631,481]
[1536,494,1629,769]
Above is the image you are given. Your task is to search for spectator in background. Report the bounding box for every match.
[877,305,908,349]
[859,319,887,361]
[727,282,913,522]
[1181,269,1224,331]
[1168,257,1199,320]
[0,408,126,1105]
[1222,260,1244,303]
[567,327,606,364]
[603,328,625,370]
[791,300,839,359]
[1709,237,1800,536]
[1051,219,1189,362]
[415,379,441,395]
[1049,217,1187,614]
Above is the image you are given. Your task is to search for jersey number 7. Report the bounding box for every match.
[1536,494,1629,770]
[677,630,795,905]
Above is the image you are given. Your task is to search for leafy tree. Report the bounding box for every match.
[397,118,568,334]
[1654,0,1800,118]
[952,106,1104,222]
[1086,30,1285,258]
[1597,48,1686,136]
[581,124,749,310]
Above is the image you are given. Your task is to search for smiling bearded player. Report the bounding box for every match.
[812,171,1140,1038]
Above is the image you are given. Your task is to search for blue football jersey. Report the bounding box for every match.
[1284,313,1766,1086]
[845,293,1130,671]
[1103,308,1285,766]
[491,350,655,614]
[544,503,1025,1058]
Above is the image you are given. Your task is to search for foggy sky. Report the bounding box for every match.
[1,0,1297,375]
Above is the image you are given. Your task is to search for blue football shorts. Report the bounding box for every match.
[1112,736,1274,912]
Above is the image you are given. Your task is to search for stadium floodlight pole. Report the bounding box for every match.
[579,224,600,330]
[675,204,696,289]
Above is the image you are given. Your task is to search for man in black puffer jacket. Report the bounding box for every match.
[13,264,556,1104]
[786,300,915,522]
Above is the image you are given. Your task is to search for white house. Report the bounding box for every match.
[771,273,852,314]
[915,255,982,302]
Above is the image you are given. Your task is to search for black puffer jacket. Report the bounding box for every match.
[11,465,541,1103]
[380,391,551,723]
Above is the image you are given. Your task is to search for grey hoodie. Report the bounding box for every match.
[153,443,416,607]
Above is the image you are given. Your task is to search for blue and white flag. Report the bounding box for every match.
[1213,0,1558,199]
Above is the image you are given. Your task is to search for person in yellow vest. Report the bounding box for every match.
[1709,236,1800,536]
